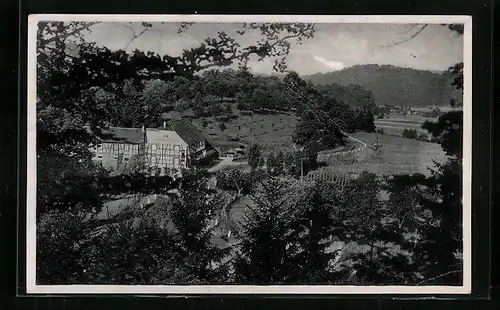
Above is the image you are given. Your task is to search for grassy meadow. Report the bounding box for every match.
[192,109,446,176]
[191,110,298,157]
[320,131,447,176]
[375,113,438,137]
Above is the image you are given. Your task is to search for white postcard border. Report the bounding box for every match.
[26,14,473,295]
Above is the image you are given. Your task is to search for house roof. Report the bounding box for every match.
[145,128,186,145]
[86,126,145,144]
[85,120,220,153]
[168,119,206,147]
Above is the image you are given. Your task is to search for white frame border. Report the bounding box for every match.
[26,14,473,295]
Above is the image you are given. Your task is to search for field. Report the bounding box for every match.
[190,109,447,176]
[375,113,438,137]
[191,108,446,175]
[319,131,447,176]
[191,110,297,157]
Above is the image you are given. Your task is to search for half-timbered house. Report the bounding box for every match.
[88,119,219,175]
[144,120,219,175]
[88,126,145,170]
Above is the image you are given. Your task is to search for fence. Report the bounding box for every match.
[306,168,356,191]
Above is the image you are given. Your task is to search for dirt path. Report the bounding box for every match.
[207,157,248,173]
[330,132,368,156]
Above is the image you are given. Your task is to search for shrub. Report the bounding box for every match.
[173,98,191,111]
[418,134,429,141]
[429,108,441,118]
[228,135,240,142]
[248,144,262,170]
[237,101,251,111]
[80,215,178,285]
[193,108,211,118]
[36,210,88,284]
[402,128,418,139]
[216,168,266,194]
[216,115,230,122]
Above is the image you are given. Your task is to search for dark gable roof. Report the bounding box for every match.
[87,126,145,144]
[168,119,206,147]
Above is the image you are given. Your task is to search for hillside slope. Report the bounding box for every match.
[305,64,462,108]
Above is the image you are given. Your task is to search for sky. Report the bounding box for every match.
[82,22,463,75]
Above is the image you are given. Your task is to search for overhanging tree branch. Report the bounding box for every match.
[123,24,151,50]
[38,22,101,49]
[381,24,428,47]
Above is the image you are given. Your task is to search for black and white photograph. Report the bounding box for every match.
[27,15,472,294]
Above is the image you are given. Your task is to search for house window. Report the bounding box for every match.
[124,158,129,162]
[97,155,103,159]
[150,156,157,164]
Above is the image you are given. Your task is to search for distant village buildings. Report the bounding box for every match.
[88,119,219,176]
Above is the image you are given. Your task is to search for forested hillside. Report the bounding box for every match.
[305,64,463,107]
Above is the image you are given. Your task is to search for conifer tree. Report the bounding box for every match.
[233,177,301,284]
[286,179,343,284]
[169,168,231,283]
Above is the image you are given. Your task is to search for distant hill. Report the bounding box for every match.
[305,64,462,108]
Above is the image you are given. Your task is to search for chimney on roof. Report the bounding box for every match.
[163,121,167,128]
[141,125,145,133]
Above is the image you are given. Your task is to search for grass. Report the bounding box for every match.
[191,109,446,176]
[192,110,297,157]
[98,194,156,220]
[375,113,437,137]
[320,131,447,176]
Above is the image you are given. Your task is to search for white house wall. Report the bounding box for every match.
[145,130,189,174]
[88,127,212,175]
[91,142,141,170]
